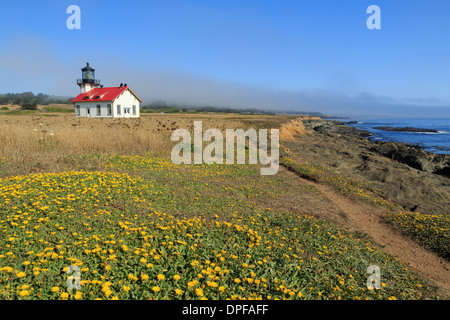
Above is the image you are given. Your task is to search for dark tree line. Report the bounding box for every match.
[142,100,275,115]
[0,92,73,108]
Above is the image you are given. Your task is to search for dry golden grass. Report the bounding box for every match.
[0,112,296,176]
[0,115,167,176]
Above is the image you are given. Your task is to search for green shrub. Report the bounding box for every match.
[41,107,72,113]
[21,103,38,110]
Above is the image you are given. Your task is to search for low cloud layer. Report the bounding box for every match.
[1,36,450,117]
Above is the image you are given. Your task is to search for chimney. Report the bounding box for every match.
[119,83,123,88]
[124,83,127,87]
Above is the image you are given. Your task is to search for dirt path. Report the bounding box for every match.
[279,166,450,297]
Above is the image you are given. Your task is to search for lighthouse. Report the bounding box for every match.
[71,62,143,118]
[77,62,101,93]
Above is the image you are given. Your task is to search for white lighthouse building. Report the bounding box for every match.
[71,63,142,118]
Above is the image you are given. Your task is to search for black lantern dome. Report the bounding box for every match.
[77,62,100,85]
[81,62,95,82]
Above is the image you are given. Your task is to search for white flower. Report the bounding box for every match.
[33,128,38,132]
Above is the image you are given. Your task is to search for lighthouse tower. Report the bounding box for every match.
[77,62,101,93]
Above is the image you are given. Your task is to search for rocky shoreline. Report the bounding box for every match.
[283,119,450,215]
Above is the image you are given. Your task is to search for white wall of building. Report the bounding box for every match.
[112,89,140,118]
[75,102,113,118]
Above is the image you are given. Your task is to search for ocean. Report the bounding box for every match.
[341,117,450,155]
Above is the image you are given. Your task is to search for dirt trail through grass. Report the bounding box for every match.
[280,166,450,297]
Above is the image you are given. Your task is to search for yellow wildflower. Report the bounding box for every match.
[175,289,183,295]
[19,290,30,297]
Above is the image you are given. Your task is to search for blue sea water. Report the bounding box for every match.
[342,117,450,154]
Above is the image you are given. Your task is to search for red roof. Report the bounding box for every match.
[71,86,142,103]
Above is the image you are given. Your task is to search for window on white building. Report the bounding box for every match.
[76,105,80,116]
[132,105,136,115]
[117,105,121,115]
[96,105,101,116]
[107,104,112,116]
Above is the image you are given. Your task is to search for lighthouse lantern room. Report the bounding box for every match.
[77,62,100,93]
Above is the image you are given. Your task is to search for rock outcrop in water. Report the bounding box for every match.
[374,126,439,133]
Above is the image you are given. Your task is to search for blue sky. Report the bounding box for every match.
[1,0,450,116]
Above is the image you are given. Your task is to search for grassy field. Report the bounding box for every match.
[0,111,443,300]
